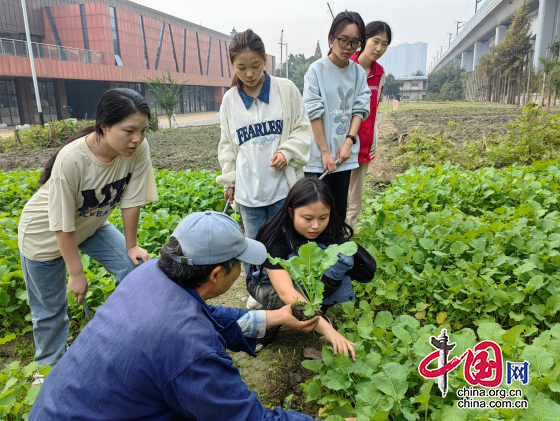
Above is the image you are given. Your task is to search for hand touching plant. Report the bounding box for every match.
[268,241,358,320]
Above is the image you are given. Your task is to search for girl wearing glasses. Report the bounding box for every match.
[346,21,392,227]
[303,10,371,223]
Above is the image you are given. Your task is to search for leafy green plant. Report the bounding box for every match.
[269,242,358,320]
[447,121,456,127]
[0,361,51,420]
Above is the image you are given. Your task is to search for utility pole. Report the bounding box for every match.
[454,21,466,35]
[279,30,285,78]
[286,43,288,79]
[448,33,453,46]
[327,2,335,19]
[21,0,43,125]
[475,0,483,13]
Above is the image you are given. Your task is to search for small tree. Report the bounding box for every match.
[384,74,404,98]
[142,71,184,128]
[427,62,465,100]
[411,70,426,76]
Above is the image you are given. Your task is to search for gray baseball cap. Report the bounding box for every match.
[169,211,267,266]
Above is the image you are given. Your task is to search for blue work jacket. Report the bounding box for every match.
[30,259,315,421]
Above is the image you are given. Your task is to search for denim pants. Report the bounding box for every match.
[239,198,285,274]
[21,224,138,367]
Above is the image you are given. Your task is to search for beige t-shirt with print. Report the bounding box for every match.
[18,136,159,262]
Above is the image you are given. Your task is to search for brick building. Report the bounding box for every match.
[0,0,276,125]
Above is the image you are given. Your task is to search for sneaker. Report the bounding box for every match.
[255,342,265,353]
[31,372,45,388]
[246,295,263,310]
[255,335,276,353]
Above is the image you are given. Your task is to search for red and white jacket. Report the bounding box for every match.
[350,52,385,164]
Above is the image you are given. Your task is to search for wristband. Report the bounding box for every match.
[346,135,356,145]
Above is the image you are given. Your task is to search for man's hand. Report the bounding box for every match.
[127,245,150,266]
[67,272,88,305]
[270,152,287,171]
[224,187,235,202]
[266,305,320,333]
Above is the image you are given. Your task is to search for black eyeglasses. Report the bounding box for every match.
[336,38,361,50]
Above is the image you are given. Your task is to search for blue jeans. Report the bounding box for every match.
[239,199,285,274]
[21,224,138,367]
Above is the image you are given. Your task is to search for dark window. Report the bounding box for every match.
[168,24,179,73]
[219,40,224,77]
[224,42,231,77]
[79,5,91,63]
[183,85,215,113]
[196,33,203,75]
[183,29,187,73]
[0,79,21,125]
[206,37,212,75]
[116,82,145,96]
[155,22,165,70]
[110,7,123,66]
[45,7,67,61]
[29,80,59,123]
[139,16,149,69]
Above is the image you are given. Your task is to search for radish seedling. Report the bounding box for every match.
[268,241,358,321]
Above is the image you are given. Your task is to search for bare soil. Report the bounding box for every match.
[0,125,222,173]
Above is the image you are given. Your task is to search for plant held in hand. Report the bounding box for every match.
[268,241,358,321]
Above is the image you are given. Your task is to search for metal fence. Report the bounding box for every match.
[0,37,104,65]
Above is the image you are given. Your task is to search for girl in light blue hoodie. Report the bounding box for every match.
[303,10,371,223]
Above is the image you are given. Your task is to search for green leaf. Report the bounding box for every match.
[305,382,322,401]
[449,328,477,359]
[0,390,16,406]
[0,291,9,306]
[301,360,323,373]
[357,312,374,339]
[521,346,554,378]
[477,322,505,343]
[374,311,393,330]
[419,238,434,250]
[411,381,432,411]
[392,325,412,345]
[0,333,16,345]
[385,245,404,260]
[21,361,38,378]
[502,325,526,346]
[23,385,41,405]
[371,362,408,400]
[519,395,560,421]
[450,241,469,255]
[320,368,352,391]
[546,295,560,314]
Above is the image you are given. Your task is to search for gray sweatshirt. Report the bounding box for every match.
[303,57,371,173]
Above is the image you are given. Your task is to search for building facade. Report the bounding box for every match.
[398,76,428,101]
[378,42,428,77]
[0,0,276,126]
[429,0,553,74]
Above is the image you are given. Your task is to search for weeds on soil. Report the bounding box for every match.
[394,104,560,170]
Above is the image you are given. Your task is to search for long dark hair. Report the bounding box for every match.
[229,29,267,92]
[358,21,392,59]
[39,88,150,185]
[328,11,366,56]
[256,178,353,251]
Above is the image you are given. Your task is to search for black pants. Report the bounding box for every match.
[305,170,352,222]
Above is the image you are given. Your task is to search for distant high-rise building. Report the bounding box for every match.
[378,42,428,77]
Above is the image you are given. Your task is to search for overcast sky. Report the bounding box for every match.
[131,0,485,70]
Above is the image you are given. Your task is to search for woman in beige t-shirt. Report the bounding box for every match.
[18,88,159,371]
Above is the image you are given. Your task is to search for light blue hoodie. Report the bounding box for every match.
[303,56,371,173]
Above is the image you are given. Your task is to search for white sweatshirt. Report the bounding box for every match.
[217,74,312,208]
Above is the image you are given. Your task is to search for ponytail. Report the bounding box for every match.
[38,126,95,185]
[38,88,150,185]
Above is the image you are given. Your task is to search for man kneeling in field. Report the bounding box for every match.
[30,211,324,420]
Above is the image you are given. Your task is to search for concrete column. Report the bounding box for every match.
[489,36,496,48]
[495,25,508,45]
[473,41,484,68]
[534,0,558,71]
[467,50,474,71]
[482,40,491,56]
[461,51,469,69]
